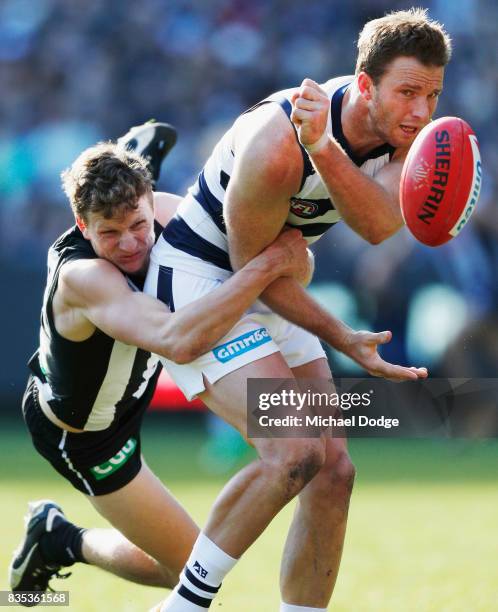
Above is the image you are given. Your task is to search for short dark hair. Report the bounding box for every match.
[355,8,452,83]
[61,142,153,222]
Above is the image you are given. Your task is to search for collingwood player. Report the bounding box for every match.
[148,9,449,612]
[9,123,311,602]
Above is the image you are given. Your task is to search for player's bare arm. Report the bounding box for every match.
[227,105,302,267]
[227,112,352,348]
[55,229,308,364]
[153,191,182,227]
[291,78,405,243]
[227,107,427,380]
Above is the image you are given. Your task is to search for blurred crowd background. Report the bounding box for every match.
[1,0,497,404]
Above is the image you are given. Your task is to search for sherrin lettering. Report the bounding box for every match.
[400,116,482,246]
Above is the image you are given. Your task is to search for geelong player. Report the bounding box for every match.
[148,9,450,612]
[9,124,312,600]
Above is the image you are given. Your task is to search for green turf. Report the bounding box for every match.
[1,419,497,611]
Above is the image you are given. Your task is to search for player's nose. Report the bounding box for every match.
[411,97,430,123]
[118,232,137,252]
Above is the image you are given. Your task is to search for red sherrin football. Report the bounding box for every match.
[400,116,482,246]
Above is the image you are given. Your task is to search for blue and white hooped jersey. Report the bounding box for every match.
[155,75,395,278]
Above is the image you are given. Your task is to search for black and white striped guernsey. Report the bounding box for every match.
[28,223,163,432]
[156,75,395,278]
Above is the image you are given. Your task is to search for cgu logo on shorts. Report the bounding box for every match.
[90,437,137,480]
[213,328,272,363]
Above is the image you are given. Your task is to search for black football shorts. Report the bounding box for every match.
[22,376,146,496]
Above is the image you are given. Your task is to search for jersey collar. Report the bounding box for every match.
[331,83,395,167]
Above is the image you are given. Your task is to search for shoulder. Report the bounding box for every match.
[52,225,95,259]
[234,102,298,155]
[321,75,355,95]
[153,192,182,227]
[233,103,302,192]
[58,258,129,308]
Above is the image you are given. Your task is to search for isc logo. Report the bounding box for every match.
[213,328,271,363]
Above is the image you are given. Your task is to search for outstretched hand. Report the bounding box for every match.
[341,329,428,381]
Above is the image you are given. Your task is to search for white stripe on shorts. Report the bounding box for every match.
[58,430,95,496]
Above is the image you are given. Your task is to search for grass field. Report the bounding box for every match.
[1,416,497,611]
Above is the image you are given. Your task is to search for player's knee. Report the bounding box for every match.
[329,451,356,495]
[275,441,325,499]
[310,451,356,501]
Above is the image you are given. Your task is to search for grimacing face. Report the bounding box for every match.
[78,194,155,276]
[366,56,444,148]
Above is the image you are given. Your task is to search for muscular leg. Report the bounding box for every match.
[197,352,327,558]
[280,358,355,607]
[84,461,199,587]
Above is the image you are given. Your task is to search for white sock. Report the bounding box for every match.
[160,532,237,611]
[280,604,327,612]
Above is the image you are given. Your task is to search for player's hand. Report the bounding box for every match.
[290,78,330,152]
[262,228,309,281]
[341,329,429,381]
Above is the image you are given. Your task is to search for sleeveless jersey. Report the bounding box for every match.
[156,75,395,277]
[28,223,163,432]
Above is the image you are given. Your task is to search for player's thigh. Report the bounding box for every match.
[291,356,333,380]
[199,352,327,463]
[86,460,198,573]
[198,350,295,435]
[292,357,349,458]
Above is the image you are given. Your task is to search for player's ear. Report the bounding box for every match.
[357,71,374,101]
[76,216,89,239]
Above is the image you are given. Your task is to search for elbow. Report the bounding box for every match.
[167,344,197,365]
[360,208,404,245]
[159,326,196,365]
[161,322,211,364]
[364,226,398,245]
[167,335,205,365]
[366,232,386,245]
[170,351,193,365]
[365,214,404,245]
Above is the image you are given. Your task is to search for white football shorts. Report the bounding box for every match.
[144,245,326,401]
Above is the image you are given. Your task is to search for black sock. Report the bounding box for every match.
[39,522,88,567]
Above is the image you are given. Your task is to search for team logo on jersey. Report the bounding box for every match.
[213,328,272,363]
[290,198,320,218]
[90,438,137,480]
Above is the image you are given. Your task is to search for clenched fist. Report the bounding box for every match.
[290,78,330,153]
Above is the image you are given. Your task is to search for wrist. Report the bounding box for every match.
[303,131,329,155]
[323,321,355,353]
[334,326,355,354]
[245,253,281,286]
